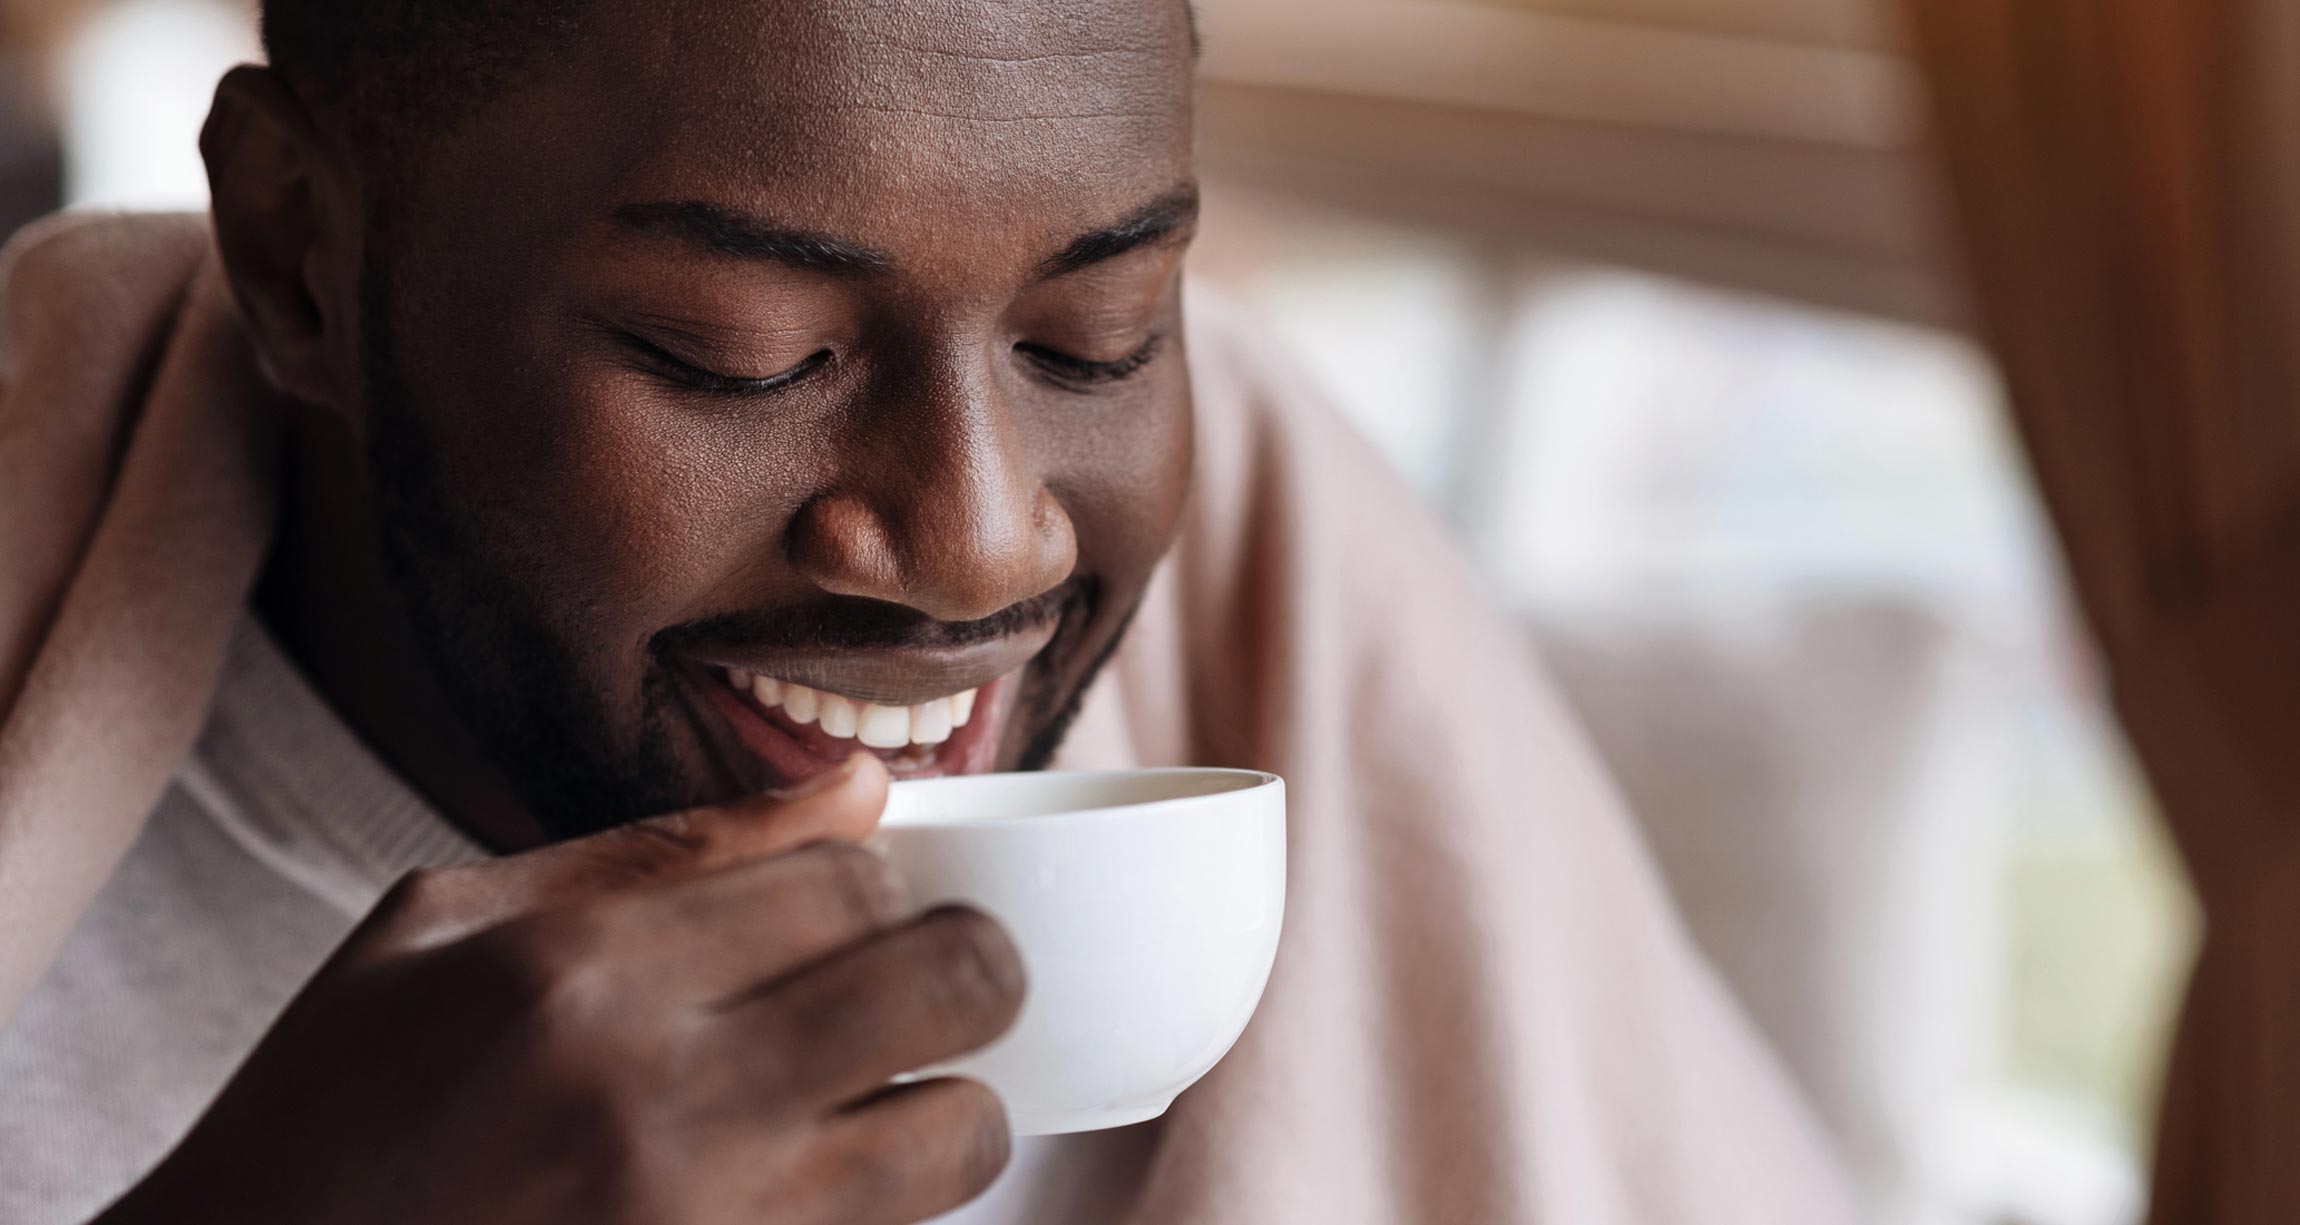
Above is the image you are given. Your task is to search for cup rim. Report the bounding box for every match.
[879,767,1282,830]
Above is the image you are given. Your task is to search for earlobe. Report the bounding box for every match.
[200,65,351,413]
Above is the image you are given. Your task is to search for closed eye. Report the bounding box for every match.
[1016,333,1164,388]
[619,333,830,397]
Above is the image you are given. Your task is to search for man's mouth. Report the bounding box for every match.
[663,593,1071,789]
[693,664,1018,783]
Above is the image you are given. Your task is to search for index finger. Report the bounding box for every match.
[372,752,890,950]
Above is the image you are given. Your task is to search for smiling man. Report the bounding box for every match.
[0,1,1853,1222]
[244,0,1203,848]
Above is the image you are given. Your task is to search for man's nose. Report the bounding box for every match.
[788,376,1077,624]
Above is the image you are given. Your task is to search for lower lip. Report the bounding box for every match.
[693,669,1017,786]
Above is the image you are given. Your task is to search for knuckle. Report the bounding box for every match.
[379,865,451,917]
[489,919,682,1117]
[942,1081,1013,1194]
[2,215,108,296]
[822,1141,909,1217]
[805,842,908,928]
[2,215,199,336]
[920,908,1026,1025]
[757,987,852,1085]
[490,912,624,1022]
[814,1084,1009,1223]
[362,866,468,947]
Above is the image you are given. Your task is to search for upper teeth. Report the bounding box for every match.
[726,668,977,749]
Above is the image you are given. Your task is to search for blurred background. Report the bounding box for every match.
[0,3,2199,1223]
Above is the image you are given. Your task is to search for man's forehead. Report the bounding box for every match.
[743,0,1193,109]
[468,0,1198,265]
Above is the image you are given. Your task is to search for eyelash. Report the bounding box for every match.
[624,335,830,397]
[1018,334,1165,387]
[622,331,1165,397]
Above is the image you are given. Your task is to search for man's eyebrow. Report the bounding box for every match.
[1037,185,1201,281]
[611,201,895,276]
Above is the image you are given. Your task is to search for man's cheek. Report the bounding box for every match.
[504,396,739,598]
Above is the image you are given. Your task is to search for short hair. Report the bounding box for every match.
[263,0,1201,156]
[260,0,593,152]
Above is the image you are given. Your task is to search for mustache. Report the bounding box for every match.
[651,580,1089,656]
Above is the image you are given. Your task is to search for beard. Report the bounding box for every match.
[359,237,696,841]
[352,226,1132,843]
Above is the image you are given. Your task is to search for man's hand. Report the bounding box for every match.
[101,754,1024,1225]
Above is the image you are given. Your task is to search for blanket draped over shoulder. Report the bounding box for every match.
[0,212,1851,1224]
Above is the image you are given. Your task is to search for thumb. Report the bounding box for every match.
[584,751,892,881]
[376,753,892,950]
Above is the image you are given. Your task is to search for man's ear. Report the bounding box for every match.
[200,65,357,414]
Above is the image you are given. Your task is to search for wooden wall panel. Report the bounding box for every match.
[1196,0,1959,324]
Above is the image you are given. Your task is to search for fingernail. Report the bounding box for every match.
[765,753,862,802]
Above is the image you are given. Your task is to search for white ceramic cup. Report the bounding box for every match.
[872,768,1286,1136]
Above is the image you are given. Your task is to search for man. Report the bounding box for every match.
[0,1,1853,1221]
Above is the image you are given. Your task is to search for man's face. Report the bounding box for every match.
[346,0,1197,837]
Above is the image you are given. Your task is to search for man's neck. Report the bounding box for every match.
[255,410,549,853]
